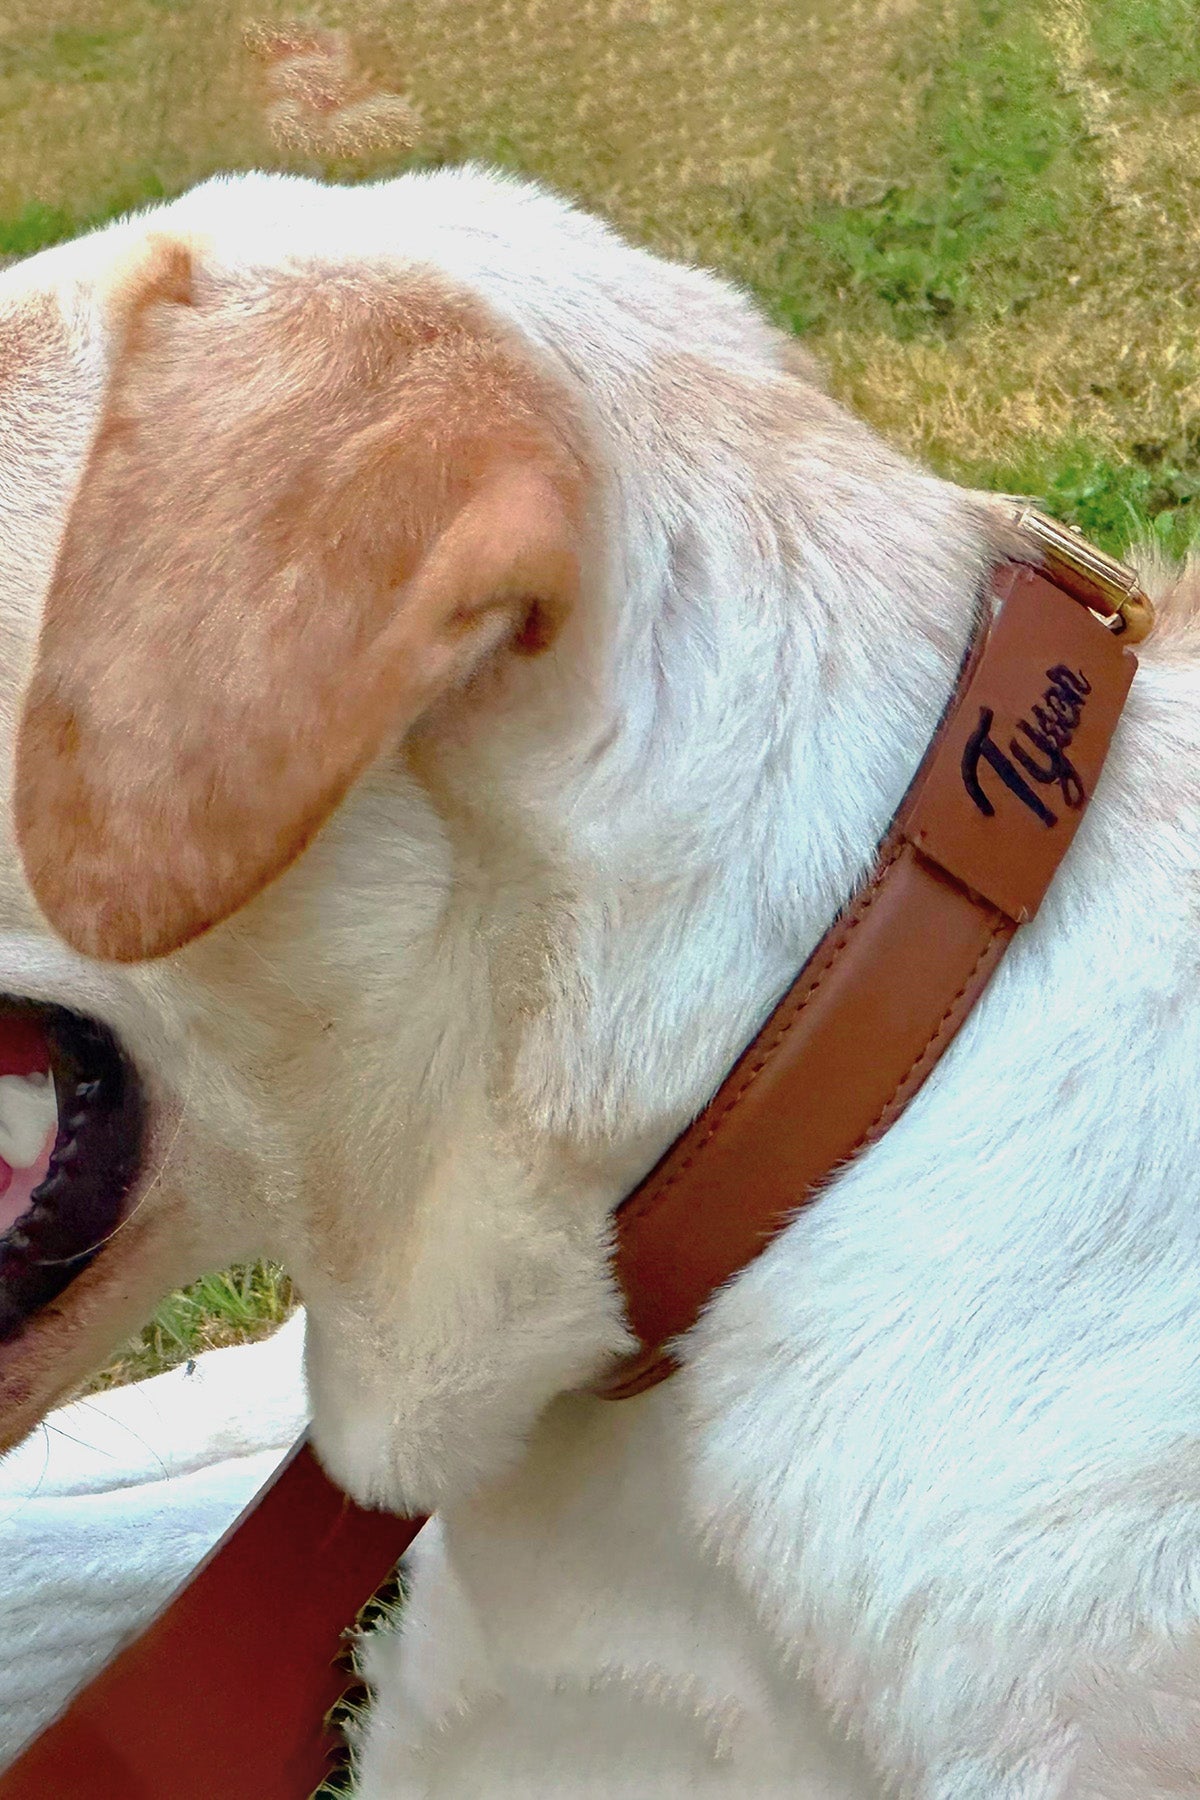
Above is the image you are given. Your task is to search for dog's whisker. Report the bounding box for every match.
[231,930,340,1041]
[70,1398,170,1480]
[0,1422,52,1530]
[39,1419,112,1459]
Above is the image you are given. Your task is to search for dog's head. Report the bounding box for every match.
[0,167,967,1511]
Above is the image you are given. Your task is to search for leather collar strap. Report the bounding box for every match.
[0,553,1142,1800]
[598,559,1139,1395]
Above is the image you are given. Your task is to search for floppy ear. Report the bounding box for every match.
[14,241,586,963]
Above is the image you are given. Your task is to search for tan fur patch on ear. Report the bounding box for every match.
[129,236,194,312]
[15,251,587,963]
[103,235,195,351]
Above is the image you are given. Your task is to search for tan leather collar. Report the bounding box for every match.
[0,524,1150,1799]
[599,541,1144,1395]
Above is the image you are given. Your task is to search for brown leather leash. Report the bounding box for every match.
[0,513,1150,1798]
[0,1442,422,1800]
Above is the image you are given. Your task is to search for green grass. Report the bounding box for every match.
[0,26,138,84]
[772,11,1092,341]
[0,202,75,259]
[91,1263,295,1391]
[5,0,1195,570]
[0,175,170,259]
[967,436,1200,560]
[1089,0,1200,96]
[2,0,1194,1378]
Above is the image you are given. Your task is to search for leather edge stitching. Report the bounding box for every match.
[845,911,1010,1163]
[613,836,909,1234]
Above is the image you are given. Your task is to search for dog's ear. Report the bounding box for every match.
[15,239,586,963]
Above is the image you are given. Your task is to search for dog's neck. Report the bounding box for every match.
[492,376,1007,1145]
[292,376,1007,1512]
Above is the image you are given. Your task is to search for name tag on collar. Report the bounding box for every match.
[902,564,1137,924]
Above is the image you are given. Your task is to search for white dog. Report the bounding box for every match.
[1,167,1199,1798]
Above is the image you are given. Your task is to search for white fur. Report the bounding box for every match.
[0,167,1198,1795]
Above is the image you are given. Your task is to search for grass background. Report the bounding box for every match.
[1,0,1193,1377]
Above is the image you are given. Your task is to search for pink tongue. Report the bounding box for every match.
[0,1012,56,1237]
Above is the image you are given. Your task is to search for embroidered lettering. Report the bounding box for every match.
[960,665,1091,828]
[962,708,1058,826]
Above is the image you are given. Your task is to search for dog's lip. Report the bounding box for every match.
[0,1001,147,1345]
[0,1006,180,1449]
[0,1169,185,1453]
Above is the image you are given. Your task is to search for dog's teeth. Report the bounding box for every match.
[0,1072,56,1170]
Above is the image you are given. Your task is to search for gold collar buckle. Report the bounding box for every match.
[996,501,1155,644]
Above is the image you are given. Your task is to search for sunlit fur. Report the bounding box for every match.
[1,168,1200,1796]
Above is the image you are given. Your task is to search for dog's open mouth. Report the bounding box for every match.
[0,1002,145,1344]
